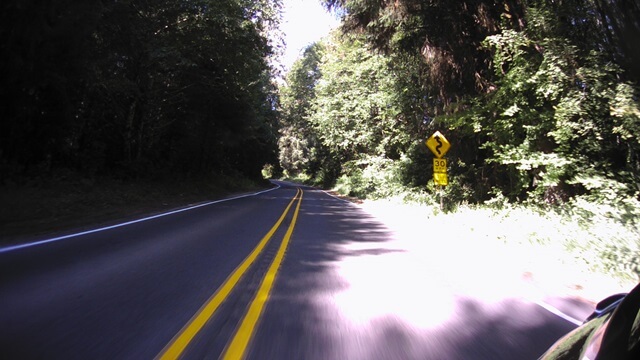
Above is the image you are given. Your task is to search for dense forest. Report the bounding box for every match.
[1,0,281,183]
[2,0,639,212]
[279,0,640,214]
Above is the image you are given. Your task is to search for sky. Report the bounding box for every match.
[279,0,340,72]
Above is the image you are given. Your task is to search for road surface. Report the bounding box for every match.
[0,181,589,359]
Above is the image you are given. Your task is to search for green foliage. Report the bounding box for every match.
[261,163,277,179]
[334,155,406,199]
[323,0,521,110]
[319,0,640,209]
[0,0,281,182]
[278,43,325,177]
[559,192,640,282]
[279,31,417,190]
[310,33,408,159]
[312,0,640,281]
[611,83,640,144]
[435,2,640,206]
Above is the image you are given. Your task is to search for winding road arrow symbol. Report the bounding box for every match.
[426,131,450,158]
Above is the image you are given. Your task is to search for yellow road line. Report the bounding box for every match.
[222,189,303,360]
[156,188,301,360]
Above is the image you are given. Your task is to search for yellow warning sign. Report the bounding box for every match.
[425,131,450,158]
[433,172,448,186]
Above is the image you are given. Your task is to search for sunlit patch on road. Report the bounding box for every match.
[332,243,455,329]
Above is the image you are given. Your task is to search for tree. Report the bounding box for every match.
[322,0,526,112]
[311,32,408,161]
[0,0,103,176]
[301,32,415,195]
[278,43,324,176]
[320,0,640,205]
[0,0,282,182]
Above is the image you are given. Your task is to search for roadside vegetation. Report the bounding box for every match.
[278,1,640,284]
[1,0,281,241]
[374,194,639,286]
[0,170,270,242]
[1,0,280,194]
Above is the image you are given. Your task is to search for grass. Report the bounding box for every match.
[0,172,272,243]
[351,193,639,302]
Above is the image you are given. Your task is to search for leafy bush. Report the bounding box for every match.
[334,155,406,199]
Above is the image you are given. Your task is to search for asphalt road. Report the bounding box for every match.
[0,181,589,359]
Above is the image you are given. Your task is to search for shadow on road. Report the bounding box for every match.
[250,188,577,359]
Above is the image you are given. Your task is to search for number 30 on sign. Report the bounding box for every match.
[433,158,447,173]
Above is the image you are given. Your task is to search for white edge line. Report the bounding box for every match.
[0,185,280,254]
[534,300,583,326]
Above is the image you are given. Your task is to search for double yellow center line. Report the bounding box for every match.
[157,188,303,360]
